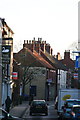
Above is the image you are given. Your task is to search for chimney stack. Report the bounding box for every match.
[64,50,70,59]
[23,40,34,52]
[45,44,51,54]
[56,52,61,60]
[35,43,40,54]
[40,41,46,53]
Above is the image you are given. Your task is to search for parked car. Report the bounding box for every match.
[57,89,80,115]
[61,105,80,120]
[29,100,48,116]
[70,105,80,120]
[64,99,80,108]
[0,108,22,120]
[61,107,72,120]
[59,99,80,120]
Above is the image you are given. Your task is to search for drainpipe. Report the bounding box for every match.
[55,70,58,97]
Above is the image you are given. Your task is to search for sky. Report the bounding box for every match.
[0,0,79,57]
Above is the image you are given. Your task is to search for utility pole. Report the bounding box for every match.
[0,18,2,107]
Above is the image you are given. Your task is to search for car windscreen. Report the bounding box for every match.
[67,101,80,107]
[64,100,80,108]
[32,101,45,105]
[73,107,80,113]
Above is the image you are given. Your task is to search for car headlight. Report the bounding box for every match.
[71,112,75,117]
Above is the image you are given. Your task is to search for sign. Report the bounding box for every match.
[47,78,52,85]
[47,78,52,83]
[62,95,71,101]
[2,46,11,64]
[75,56,80,68]
[74,73,78,80]
[12,72,18,80]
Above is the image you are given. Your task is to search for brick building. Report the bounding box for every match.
[13,38,68,101]
[57,50,75,88]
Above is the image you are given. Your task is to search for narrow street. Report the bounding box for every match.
[22,101,59,120]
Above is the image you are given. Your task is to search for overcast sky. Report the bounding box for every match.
[0,0,79,56]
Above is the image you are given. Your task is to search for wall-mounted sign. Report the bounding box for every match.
[75,56,80,68]
[12,72,18,80]
[74,73,78,80]
[62,95,71,101]
[2,46,11,64]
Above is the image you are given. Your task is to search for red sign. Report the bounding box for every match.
[12,72,18,79]
[74,73,78,80]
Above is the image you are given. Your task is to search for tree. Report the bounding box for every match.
[21,66,34,96]
[14,59,40,97]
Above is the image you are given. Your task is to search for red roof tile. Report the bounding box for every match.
[21,47,54,69]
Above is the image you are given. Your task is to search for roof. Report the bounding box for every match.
[72,105,80,107]
[60,58,75,70]
[14,47,54,69]
[33,50,55,69]
[40,50,67,70]
[33,100,45,102]
[65,99,80,102]
[1,18,14,34]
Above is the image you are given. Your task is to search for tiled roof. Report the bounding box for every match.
[60,58,75,70]
[33,50,55,69]
[40,50,67,71]
[15,47,54,69]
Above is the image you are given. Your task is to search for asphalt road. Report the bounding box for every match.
[22,102,59,120]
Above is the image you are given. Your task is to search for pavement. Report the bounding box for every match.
[9,101,29,118]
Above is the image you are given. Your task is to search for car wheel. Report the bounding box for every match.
[45,112,48,116]
[58,116,62,120]
[30,112,32,116]
[62,117,65,120]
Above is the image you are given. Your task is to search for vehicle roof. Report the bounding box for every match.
[72,105,80,108]
[33,100,45,102]
[65,99,80,102]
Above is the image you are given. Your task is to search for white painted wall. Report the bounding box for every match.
[58,69,67,89]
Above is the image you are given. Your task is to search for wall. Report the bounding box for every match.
[25,67,47,100]
[57,69,67,91]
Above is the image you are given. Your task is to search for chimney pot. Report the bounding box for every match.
[27,40,28,44]
[29,40,31,44]
[33,37,35,41]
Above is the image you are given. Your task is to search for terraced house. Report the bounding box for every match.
[13,38,68,101]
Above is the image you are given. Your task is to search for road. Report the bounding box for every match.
[22,101,59,120]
